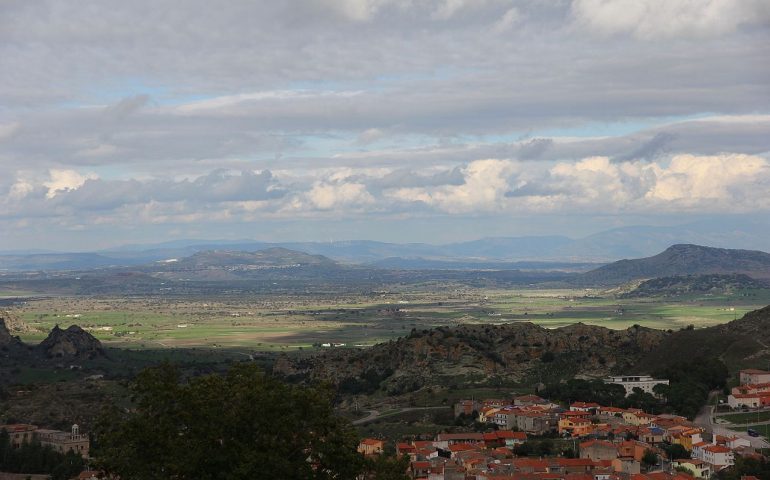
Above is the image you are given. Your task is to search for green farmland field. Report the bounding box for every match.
[10,287,770,352]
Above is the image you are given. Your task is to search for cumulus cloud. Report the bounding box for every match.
[306,182,374,210]
[387,159,519,213]
[43,169,97,198]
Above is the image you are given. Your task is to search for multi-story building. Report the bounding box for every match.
[35,424,90,458]
[1,424,37,448]
[604,375,669,396]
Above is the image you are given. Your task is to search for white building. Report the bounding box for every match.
[692,443,734,470]
[604,375,669,396]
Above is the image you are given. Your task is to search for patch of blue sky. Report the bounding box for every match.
[468,113,717,143]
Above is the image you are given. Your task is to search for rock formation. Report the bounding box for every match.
[37,325,105,359]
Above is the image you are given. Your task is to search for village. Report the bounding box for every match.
[355,369,770,480]
[1,369,769,479]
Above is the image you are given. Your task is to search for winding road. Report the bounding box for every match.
[352,406,450,425]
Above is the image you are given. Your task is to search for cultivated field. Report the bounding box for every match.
[6,286,770,353]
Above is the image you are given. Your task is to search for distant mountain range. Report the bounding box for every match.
[2,220,769,271]
[2,244,770,293]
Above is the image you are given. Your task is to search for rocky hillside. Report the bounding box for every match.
[577,244,770,285]
[277,304,770,396]
[634,304,770,373]
[275,322,667,394]
[37,325,105,359]
[0,316,105,360]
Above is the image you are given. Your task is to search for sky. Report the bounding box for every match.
[1,0,769,251]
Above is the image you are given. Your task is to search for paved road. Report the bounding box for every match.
[352,406,450,425]
[693,393,770,449]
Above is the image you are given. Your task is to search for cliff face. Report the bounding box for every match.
[36,325,105,359]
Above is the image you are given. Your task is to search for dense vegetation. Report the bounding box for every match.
[543,357,728,419]
[0,430,85,480]
[94,362,407,480]
[718,456,770,480]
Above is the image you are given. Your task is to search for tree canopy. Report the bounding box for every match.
[95,363,366,480]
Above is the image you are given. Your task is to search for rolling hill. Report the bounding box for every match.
[577,244,770,285]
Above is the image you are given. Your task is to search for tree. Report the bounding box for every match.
[363,454,410,480]
[641,449,658,468]
[660,442,690,460]
[95,363,365,480]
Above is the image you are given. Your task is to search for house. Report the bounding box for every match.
[454,399,481,417]
[605,375,669,397]
[639,427,665,445]
[731,382,770,396]
[623,409,654,426]
[0,424,37,448]
[511,410,559,435]
[692,442,734,470]
[672,459,711,478]
[580,440,618,461]
[484,430,527,448]
[612,457,641,474]
[739,369,770,385]
[617,440,653,463]
[358,438,384,455]
[702,445,734,470]
[559,414,595,437]
[514,395,548,407]
[571,402,601,413]
[598,407,625,418]
[434,432,484,449]
[728,392,770,409]
[410,460,431,479]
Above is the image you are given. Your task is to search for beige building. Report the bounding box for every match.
[1,424,37,448]
[36,424,90,458]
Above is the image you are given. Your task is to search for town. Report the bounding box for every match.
[352,369,770,480]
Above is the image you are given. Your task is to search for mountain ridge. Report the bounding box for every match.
[577,244,770,285]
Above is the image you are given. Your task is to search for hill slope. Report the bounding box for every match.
[577,244,770,285]
[277,304,770,395]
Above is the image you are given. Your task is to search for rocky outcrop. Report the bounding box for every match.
[37,325,105,359]
[0,317,24,350]
[0,311,33,333]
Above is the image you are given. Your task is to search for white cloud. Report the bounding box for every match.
[571,0,770,39]
[43,169,97,198]
[306,182,374,210]
[388,159,518,213]
[646,153,769,205]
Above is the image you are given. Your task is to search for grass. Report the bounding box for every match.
[717,411,770,425]
[9,287,770,352]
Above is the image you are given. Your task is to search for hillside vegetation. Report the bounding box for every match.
[620,273,768,298]
[277,304,770,396]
